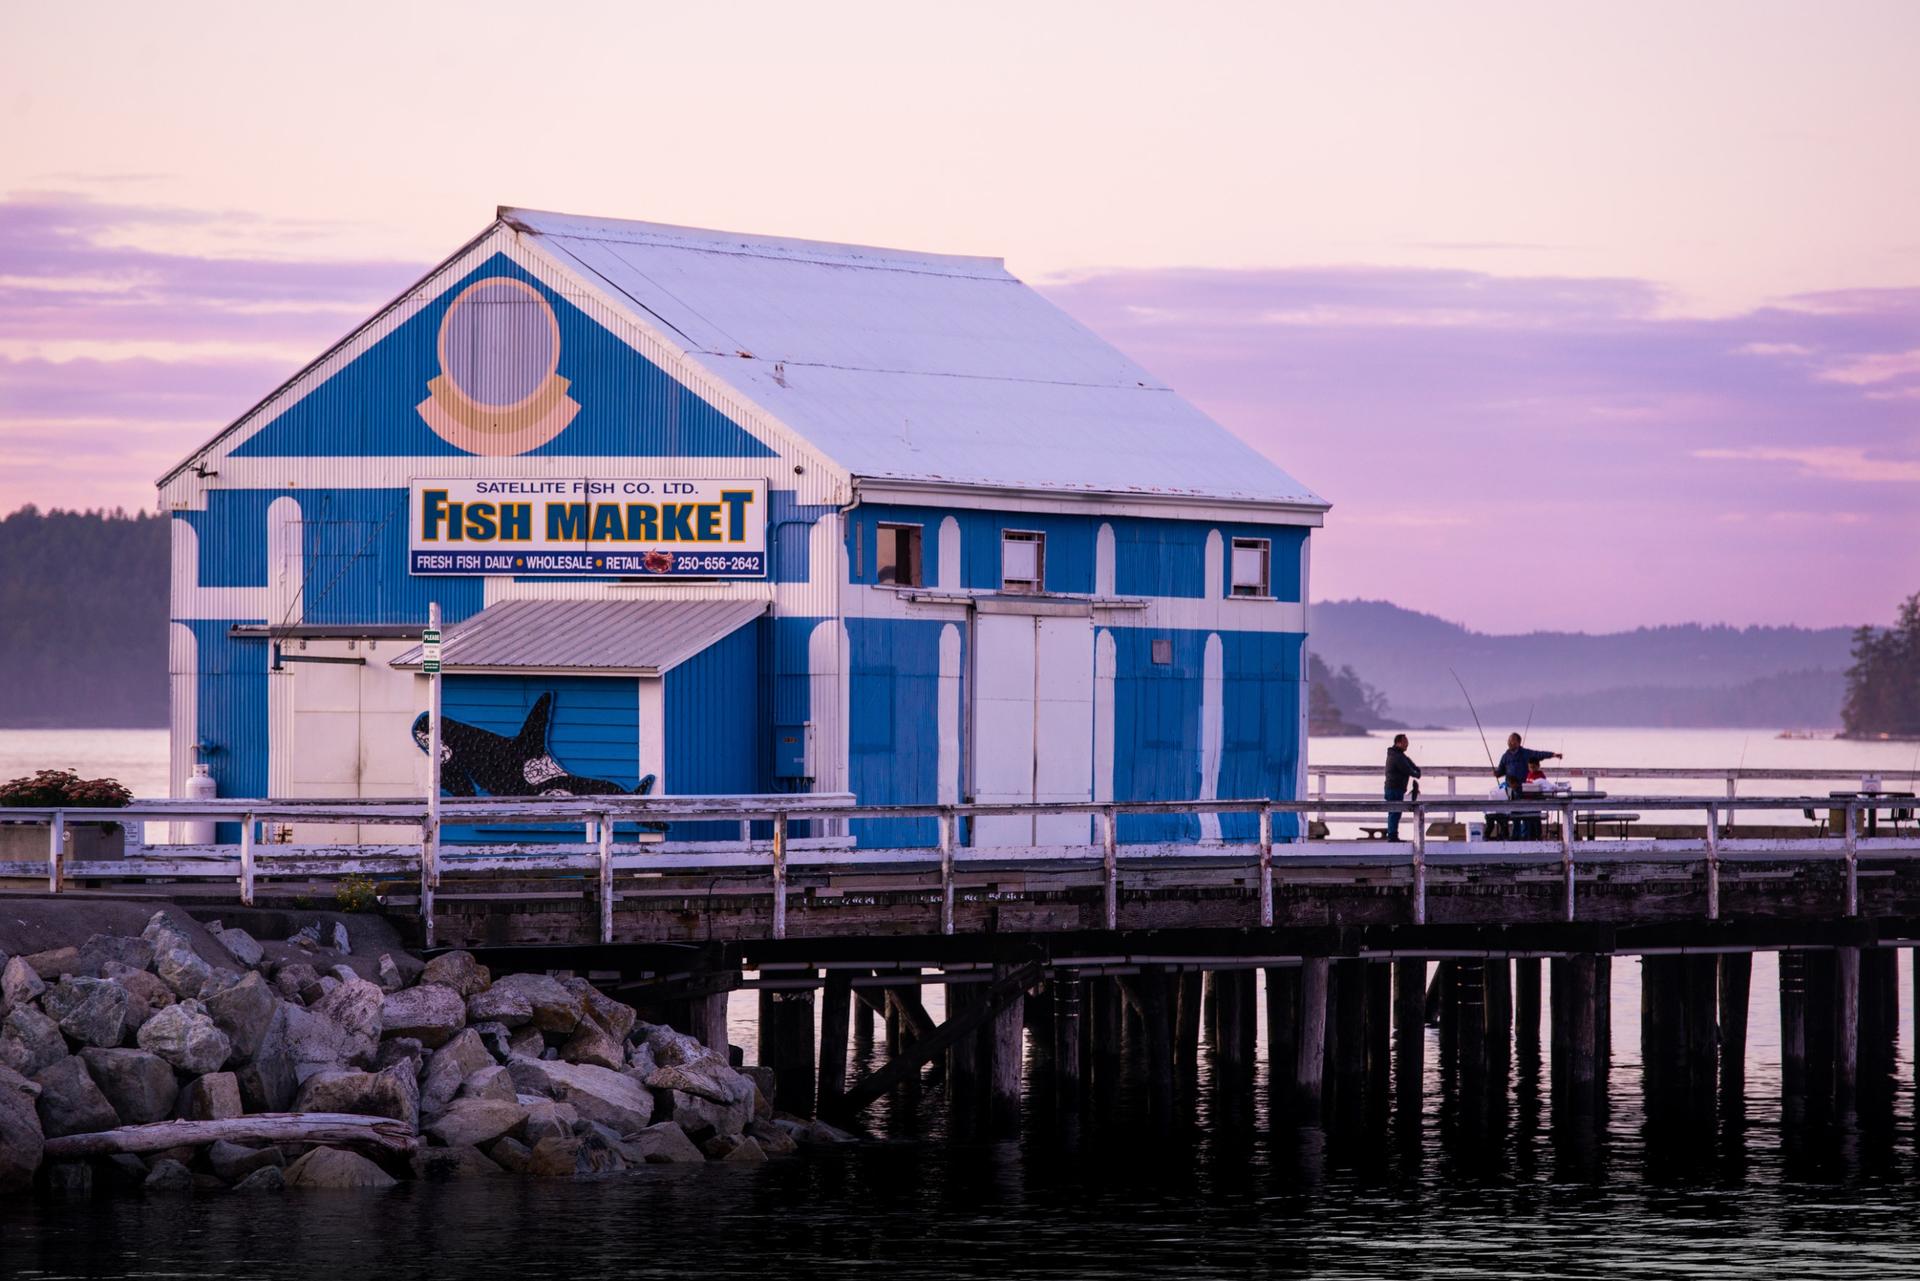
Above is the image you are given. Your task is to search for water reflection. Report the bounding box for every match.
[7,953,1920,1280]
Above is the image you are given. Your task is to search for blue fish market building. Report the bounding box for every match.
[159,209,1328,848]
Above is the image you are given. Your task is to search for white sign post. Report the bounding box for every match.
[423,602,443,944]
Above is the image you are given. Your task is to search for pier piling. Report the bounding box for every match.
[1296,957,1330,1123]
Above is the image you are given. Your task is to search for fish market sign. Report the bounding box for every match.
[409,477,767,578]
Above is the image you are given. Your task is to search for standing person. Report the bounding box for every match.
[1496,733,1561,795]
[1385,733,1421,842]
[1496,733,1561,839]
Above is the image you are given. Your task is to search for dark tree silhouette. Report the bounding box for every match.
[1842,592,1920,739]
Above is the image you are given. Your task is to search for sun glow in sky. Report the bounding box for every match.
[1,1,1917,630]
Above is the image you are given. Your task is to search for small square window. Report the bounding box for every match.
[1001,531,1044,593]
[1151,638,1173,665]
[1230,538,1270,597]
[876,523,923,587]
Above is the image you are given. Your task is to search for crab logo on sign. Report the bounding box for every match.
[416,277,580,455]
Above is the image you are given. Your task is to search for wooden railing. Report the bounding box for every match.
[1303,763,1920,828]
[1,790,1915,945]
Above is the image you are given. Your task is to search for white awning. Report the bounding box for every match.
[390,599,765,676]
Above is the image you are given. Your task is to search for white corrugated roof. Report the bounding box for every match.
[504,208,1326,510]
[390,599,765,674]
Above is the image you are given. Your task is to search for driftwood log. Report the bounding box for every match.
[41,1112,418,1159]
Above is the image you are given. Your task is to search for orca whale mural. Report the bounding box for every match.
[410,691,657,799]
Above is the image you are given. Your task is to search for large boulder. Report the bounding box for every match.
[563,979,636,1043]
[42,977,130,1049]
[518,1096,579,1144]
[179,1071,244,1121]
[457,1064,517,1104]
[137,1000,232,1074]
[32,1055,119,1137]
[420,1028,494,1117]
[424,1096,526,1148]
[638,1022,715,1068]
[211,927,264,969]
[284,1146,396,1189]
[77,934,153,975]
[379,984,465,1048]
[487,974,580,1033]
[646,1056,754,1107]
[421,951,491,997]
[22,946,83,981]
[464,986,533,1029]
[704,1133,767,1164]
[143,923,213,1000]
[309,977,384,1065]
[558,1018,625,1071]
[526,1135,584,1177]
[204,971,278,1064]
[628,1119,704,1165]
[235,1006,297,1111]
[144,1157,194,1193]
[79,1047,178,1123]
[293,1063,419,1130]
[506,1056,652,1133]
[207,1139,284,1182]
[660,1088,749,1140]
[2,1005,69,1077]
[0,1065,43,1193]
[1,955,45,1011]
[102,964,173,1032]
[271,961,324,1005]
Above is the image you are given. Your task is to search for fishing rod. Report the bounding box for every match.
[1451,668,1497,772]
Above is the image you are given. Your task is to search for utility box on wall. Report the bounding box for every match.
[772,722,814,781]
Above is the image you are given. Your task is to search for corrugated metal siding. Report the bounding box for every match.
[1219,631,1305,840]
[663,618,767,840]
[1109,627,1206,843]
[846,618,950,847]
[391,599,765,672]
[184,620,268,841]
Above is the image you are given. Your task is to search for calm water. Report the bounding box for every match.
[5,727,1920,1277]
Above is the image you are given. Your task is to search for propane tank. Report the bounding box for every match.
[181,763,217,845]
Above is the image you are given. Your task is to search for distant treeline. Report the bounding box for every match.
[1313,599,1855,729]
[1843,592,1920,739]
[0,507,168,727]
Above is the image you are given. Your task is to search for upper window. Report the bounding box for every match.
[1230,537,1270,597]
[1001,531,1044,593]
[876,523,923,587]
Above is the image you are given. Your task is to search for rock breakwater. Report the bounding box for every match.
[0,905,851,1197]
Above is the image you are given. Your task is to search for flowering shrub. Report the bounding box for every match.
[0,769,133,808]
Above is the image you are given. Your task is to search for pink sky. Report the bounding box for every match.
[1,2,1916,631]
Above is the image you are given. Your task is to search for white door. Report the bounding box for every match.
[283,638,422,843]
[972,613,1094,846]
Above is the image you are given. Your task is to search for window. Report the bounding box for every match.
[875,523,923,587]
[1001,531,1044,593]
[1230,537,1270,597]
[1151,638,1173,665]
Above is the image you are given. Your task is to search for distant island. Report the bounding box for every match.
[1309,599,1856,731]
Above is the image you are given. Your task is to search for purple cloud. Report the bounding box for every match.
[0,192,418,511]
[1042,266,1920,630]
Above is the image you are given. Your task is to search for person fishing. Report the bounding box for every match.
[1385,733,1421,841]
[1497,733,1561,839]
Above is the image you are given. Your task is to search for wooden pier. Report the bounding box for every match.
[3,770,1917,1136]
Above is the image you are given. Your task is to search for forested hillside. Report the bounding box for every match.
[0,507,168,726]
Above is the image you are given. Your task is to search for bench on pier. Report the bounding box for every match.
[1577,812,1641,840]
